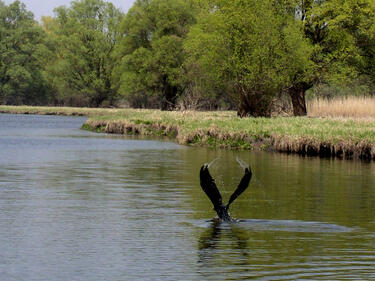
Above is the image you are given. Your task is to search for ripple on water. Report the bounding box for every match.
[192,219,375,280]
[2,114,375,280]
[237,219,354,233]
[191,218,354,233]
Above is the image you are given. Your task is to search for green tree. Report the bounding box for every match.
[287,0,375,115]
[112,0,196,109]
[47,0,123,107]
[0,0,52,105]
[184,0,313,117]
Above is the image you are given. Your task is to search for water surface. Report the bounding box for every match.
[1,113,375,280]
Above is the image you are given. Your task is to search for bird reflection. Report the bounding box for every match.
[198,219,250,266]
[198,219,222,252]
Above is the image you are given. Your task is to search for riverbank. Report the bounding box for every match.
[0,105,123,116]
[84,111,375,160]
[2,105,375,160]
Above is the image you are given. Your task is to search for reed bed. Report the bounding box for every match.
[307,97,375,118]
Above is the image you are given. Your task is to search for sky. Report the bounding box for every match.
[3,0,136,21]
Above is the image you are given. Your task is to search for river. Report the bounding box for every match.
[0,113,375,280]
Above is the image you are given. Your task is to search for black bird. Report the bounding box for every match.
[199,157,252,221]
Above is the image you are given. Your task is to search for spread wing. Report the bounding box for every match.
[200,164,223,210]
[226,159,252,208]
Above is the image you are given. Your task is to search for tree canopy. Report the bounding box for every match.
[112,0,196,109]
[0,0,51,105]
[0,0,374,116]
[290,0,375,115]
[45,0,123,106]
[185,0,313,116]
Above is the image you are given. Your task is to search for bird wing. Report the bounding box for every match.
[200,164,223,210]
[226,165,252,208]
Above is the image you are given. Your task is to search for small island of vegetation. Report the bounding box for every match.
[1,0,375,160]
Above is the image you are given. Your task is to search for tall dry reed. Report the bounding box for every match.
[307,97,375,118]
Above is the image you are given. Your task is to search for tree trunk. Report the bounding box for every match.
[91,92,107,107]
[161,77,178,111]
[288,83,309,116]
[237,92,272,118]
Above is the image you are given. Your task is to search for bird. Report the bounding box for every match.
[199,157,252,222]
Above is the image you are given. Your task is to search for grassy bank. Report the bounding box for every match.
[2,105,375,160]
[83,109,375,160]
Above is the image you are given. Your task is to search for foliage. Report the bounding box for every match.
[184,0,313,117]
[45,0,123,107]
[1,0,375,114]
[299,0,375,93]
[112,0,196,109]
[0,1,52,105]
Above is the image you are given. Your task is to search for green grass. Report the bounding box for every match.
[2,105,375,159]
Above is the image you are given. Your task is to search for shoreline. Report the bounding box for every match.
[83,118,375,161]
[0,105,123,116]
[2,105,375,161]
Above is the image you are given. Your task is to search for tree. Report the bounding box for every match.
[184,0,313,117]
[286,0,375,115]
[112,0,196,109]
[46,0,123,107]
[0,1,52,105]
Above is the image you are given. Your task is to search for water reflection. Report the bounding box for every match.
[198,219,250,261]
